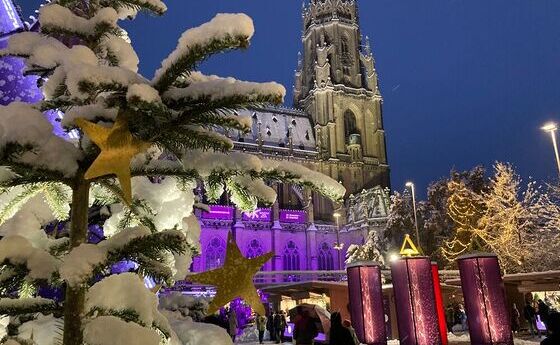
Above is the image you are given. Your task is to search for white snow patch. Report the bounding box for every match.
[0,236,59,280]
[86,273,167,329]
[101,34,139,72]
[0,103,81,176]
[84,316,161,345]
[127,83,162,103]
[163,72,285,103]
[18,314,61,345]
[60,244,108,287]
[63,103,119,127]
[103,177,195,237]
[40,5,118,37]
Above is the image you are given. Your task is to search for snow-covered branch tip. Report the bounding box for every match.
[152,13,255,92]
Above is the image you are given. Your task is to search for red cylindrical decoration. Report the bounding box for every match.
[347,261,387,345]
[391,256,441,345]
[431,262,448,345]
[457,254,513,345]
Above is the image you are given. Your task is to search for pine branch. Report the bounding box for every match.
[0,297,60,316]
[155,127,233,157]
[153,35,250,92]
[100,0,167,16]
[0,184,45,225]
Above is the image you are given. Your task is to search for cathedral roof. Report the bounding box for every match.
[229,106,317,152]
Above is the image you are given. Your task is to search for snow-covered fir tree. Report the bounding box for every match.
[477,163,528,272]
[442,162,560,272]
[346,231,385,266]
[0,2,345,345]
[383,190,415,249]
[441,179,485,264]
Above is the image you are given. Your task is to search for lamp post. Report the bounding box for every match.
[405,182,421,251]
[542,122,560,177]
[333,212,344,270]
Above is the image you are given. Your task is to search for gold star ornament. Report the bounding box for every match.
[75,114,151,204]
[186,232,274,315]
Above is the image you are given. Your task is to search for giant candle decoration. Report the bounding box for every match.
[431,262,448,345]
[347,261,387,345]
[457,254,513,345]
[391,256,441,345]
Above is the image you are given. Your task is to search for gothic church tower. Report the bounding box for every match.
[294,0,390,194]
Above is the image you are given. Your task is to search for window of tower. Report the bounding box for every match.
[344,110,359,142]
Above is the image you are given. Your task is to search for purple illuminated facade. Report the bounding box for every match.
[457,254,513,345]
[191,205,366,277]
[0,0,42,105]
[347,261,386,345]
[391,257,441,345]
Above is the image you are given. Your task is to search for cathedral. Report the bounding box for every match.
[1,0,391,276]
[192,0,391,275]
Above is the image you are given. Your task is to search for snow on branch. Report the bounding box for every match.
[0,103,82,177]
[60,227,188,287]
[84,316,162,345]
[62,103,118,128]
[0,236,59,281]
[40,5,118,39]
[66,65,147,101]
[101,34,140,72]
[181,150,345,203]
[163,72,285,106]
[0,297,59,315]
[86,273,170,333]
[127,84,162,104]
[260,160,346,202]
[152,13,255,91]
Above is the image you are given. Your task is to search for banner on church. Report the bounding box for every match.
[279,210,307,224]
[242,208,271,222]
[201,205,234,220]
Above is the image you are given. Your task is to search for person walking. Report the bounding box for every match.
[524,301,540,338]
[228,308,238,342]
[511,304,521,334]
[538,299,551,330]
[541,312,560,345]
[293,308,318,345]
[267,312,275,342]
[329,312,358,345]
[273,310,287,343]
[256,313,267,344]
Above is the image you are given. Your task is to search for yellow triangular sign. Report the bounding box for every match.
[400,234,420,257]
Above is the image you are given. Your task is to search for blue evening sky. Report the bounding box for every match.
[19,0,560,197]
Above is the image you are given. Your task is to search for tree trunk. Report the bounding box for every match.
[63,175,90,345]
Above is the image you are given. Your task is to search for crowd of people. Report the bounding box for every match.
[217,299,560,345]
[252,306,360,345]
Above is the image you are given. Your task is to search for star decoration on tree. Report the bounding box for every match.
[75,114,151,204]
[186,232,274,315]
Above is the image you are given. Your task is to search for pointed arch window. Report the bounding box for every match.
[247,239,265,283]
[344,110,359,143]
[318,242,334,271]
[205,237,226,271]
[283,241,301,282]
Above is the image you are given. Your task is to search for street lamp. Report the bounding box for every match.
[333,212,344,270]
[541,122,560,177]
[405,181,421,251]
